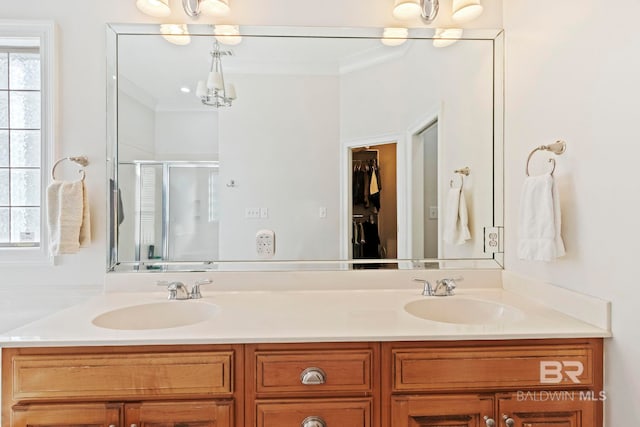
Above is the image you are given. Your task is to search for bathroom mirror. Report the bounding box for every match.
[106,25,504,272]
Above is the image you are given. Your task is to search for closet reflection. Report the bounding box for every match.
[351,144,397,267]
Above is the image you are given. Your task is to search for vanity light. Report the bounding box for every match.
[160,24,191,45]
[195,40,236,107]
[392,0,439,23]
[432,28,463,48]
[215,25,242,45]
[182,0,230,17]
[135,0,171,17]
[451,0,484,23]
[381,27,409,46]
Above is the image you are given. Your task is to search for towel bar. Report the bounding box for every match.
[52,156,89,181]
[525,140,566,176]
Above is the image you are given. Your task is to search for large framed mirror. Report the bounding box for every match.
[106,25,504,272]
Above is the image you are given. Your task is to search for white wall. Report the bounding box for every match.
[340,40,494,258]
[504,0,639,423]
[218,73,341,260]
[154,110,218,160]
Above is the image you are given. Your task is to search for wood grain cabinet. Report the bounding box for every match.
[245,343,379,427]
[2,345,242,427]
[383,339,604,427]
[1,339,603,427]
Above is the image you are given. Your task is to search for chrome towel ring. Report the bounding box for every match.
[51,156,89,181]
[525,140,566,176]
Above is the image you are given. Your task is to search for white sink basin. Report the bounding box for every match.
[92,301,217,330]
[404,297,523,325]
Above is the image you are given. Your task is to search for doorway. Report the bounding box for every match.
[350,143,397,265]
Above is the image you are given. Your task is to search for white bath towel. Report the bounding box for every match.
[443,186,471,245]
[47,180,91,255]
[517,173,565,261]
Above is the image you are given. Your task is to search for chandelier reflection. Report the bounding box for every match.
[195,41,237,107]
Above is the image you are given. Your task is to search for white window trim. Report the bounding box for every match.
[0,20,56,265]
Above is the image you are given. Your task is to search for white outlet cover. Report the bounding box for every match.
[256,229,275,259]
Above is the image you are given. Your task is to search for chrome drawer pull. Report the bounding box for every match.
[300,367,326,385]
[502,415,515,427]
[484,416,496,427]
[301,416,327,427]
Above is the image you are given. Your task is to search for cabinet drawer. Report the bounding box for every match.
[255,349,373,395]
[391,342,598,392]
[256,399,371,427]
[11,351,233,401]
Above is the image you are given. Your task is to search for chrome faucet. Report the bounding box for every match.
[157,279,212,300]
[413,277,461,296]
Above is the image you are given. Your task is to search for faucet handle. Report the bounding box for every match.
[190,279,213,299]
[413,278,433,296]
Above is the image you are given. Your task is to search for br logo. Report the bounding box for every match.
[540,361,584,384]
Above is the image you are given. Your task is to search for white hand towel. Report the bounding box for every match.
[47,180,91,255]
[443,186,471,245]
[517,173,565,261]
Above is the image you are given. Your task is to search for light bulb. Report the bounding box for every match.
[135,0,171,17]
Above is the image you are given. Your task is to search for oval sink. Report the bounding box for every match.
[404,297,523,325]
[92,301,217,330]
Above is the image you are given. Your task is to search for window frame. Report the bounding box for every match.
[0,20,55,265]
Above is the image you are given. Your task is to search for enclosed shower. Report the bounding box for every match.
[117,161,220,265]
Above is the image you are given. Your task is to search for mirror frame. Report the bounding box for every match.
[106,24,504,273]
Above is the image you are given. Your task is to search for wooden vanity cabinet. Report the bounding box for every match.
[1,344,243,427]
[2,338,604,427]
[245,342,380,427]
[383,338,604,427]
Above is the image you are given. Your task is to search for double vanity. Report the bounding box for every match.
[1,272,610,427]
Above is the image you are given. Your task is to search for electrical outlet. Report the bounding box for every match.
[484,226,503,253]
[256,229,275,258]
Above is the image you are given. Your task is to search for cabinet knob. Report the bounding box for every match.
[300,367,326,385]
[484,416,496,427]
[130,424,138,427]
[108,425,117,427]
[301,416,327,427]
[502,415,515,427]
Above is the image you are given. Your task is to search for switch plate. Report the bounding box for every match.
[428,206,438,220]
[245,208,260,219]
[260,207,269,219]
[256,229,275,258]
[319,207,327,218]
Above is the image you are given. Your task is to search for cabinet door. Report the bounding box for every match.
[124,400,233,427]
[498,393,599,427]
[11,403,121,427]
[391,395,495,427]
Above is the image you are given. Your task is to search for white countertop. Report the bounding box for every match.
[0,286,611,347]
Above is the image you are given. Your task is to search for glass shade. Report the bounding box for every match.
[433,28,463,48]
[160,24,191,46]
[135,0,171,17]
[452,0,483,23]
[381,28,409,47]
[215,25,242,45]
[200,0,230,17]
[392,0,421,20]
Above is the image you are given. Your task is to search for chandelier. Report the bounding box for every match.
[195,41,237,107]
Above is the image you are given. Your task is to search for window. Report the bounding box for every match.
[0,46,42,247]
[0,21,54,263]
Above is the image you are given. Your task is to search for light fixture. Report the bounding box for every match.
[160,24,191,45]
[195,41,237,107]
[392,0,439,23]
[432,28,463,48]
[451,0,483,23]
[182,0,230,17]
[214,25,242,45]
[381,27,409,46]
[135,0,171,17]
